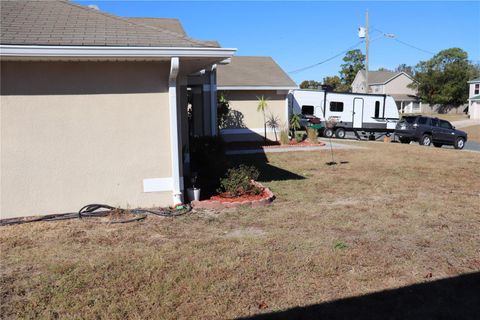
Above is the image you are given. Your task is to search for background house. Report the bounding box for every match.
[0,1,235,218]
[468,78,480,120]
[351,70,426,114]
[216,56,297,141]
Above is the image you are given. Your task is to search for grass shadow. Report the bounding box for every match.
[228,153,305,182]
[237,272,480,320]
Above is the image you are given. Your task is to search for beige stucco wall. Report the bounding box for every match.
[1,61,173,218]
[384,74,417,95]
[219,90,287,141]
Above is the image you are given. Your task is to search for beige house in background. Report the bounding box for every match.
[351,70,425,113]
[467,78,480,120]
[0,1,235,218]
[216,56,297,141]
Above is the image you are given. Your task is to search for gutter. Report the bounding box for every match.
[0,45,237,59]
[168,57,183,205]
[217,86,298,91]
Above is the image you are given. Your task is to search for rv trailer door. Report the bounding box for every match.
[353,98,364,128]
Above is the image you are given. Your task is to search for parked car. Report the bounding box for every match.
[395,116,468,149]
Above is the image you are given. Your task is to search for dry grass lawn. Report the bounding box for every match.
[463,125,480,142]
[1,143,479,319]
[411,112,469,122]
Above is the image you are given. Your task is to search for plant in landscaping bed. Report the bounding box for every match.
[257,95,269,143]
[279,123,290,145]
[307,127,318,144]
[290,113,301,139]
[295,132,304,143]
[218,165,260,197]
[266,113,280,141]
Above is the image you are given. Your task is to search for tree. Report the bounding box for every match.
[378,67,393,72]
[339,49,365,90]
[266,113,280,141]
[322,75,350,92]
[257,95,268,143]
[395,64,413,76]
[290,113,301,138]
[300,80,321,89]
[409,48,475,110]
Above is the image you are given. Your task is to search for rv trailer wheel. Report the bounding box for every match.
[323,128,334,138]
[334,128,346,139]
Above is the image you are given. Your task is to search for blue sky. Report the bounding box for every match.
[76,1,480,84]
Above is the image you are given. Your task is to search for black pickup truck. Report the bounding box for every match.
[395,116,468,149]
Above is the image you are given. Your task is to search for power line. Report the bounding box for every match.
[372,27,435,55]
[288,40,364,74]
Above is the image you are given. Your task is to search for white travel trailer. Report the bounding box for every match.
[289,89,400,139]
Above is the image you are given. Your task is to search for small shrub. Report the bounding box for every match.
[218,165,260,197]
[280,128,290,145]
[295,132,304,143]
[334,241,348,250]
[307,127,318,143]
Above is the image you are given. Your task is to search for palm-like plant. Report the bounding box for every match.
[257,95,268,143]
[266,113,280,141]
[290,113,301,139]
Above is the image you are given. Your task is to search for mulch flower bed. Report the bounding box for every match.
[225,140,325,151]
[191,181,275,210]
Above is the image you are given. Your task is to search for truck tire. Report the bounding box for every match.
[323,128,334,138]
[454,137,465,149]
[334,128,346,139]
[420,134,432,146]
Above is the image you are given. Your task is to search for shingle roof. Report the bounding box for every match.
[390,93,418,102]
[127,17,186,36]
[470,94,480,101]
[359,70,405,85]
[468,78,480,83]
[216,56,297,88]
[0,0,219,47]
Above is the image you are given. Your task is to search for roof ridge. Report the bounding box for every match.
[61,0,215,47]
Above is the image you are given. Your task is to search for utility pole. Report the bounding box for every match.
[365,10,369,93]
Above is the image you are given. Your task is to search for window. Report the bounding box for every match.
[404,116,416,124]
[301,105,314,115]
[374,101,380,118]
[475,84,479,95]
[431,118,439,127]
[418,117,428,125]
[439,120,452,129]
[330,101,344,112]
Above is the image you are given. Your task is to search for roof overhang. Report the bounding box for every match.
[467,79,480,84]
[0,45,237,61]
[217,86,298,91]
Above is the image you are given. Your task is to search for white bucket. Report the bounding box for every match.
[187,188,201,202]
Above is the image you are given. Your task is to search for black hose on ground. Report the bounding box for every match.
[0,203,191,226]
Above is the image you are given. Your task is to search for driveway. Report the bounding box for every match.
[324,132,480,153]
[451,119,480,128]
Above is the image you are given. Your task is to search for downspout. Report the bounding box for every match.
[169,57,183,204]
[210,64,218,136]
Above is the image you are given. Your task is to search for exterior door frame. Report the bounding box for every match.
[353,98,364,128]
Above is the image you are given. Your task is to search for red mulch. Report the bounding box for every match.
[225,140,324,150]
[209,189,269,203]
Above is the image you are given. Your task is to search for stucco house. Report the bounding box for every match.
[0,1,236,218]
[351,70,425,114]
[216,56,297,141]
[467,78,480,120]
